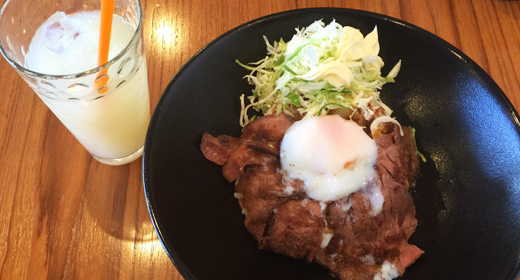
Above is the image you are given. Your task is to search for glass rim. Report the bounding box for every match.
[0,0,144,80]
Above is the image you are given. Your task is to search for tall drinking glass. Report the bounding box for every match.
[0,0,150,165]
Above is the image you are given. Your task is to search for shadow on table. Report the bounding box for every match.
[83,158,157,243]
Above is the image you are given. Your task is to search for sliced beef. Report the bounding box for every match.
[235,162,286,240]
[200,113,294,182]
[240,112,295,142]
[200,134,240,165]
[200,114,422,280]
[260,199,325,261]
[376,126,420,190]
[222,144,278,182]
[313,125,422,277]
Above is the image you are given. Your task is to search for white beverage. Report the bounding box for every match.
[24,11,150,164]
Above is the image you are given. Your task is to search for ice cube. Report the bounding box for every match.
[36,11,84,54]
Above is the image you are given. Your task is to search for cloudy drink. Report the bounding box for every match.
[23,10,150,165]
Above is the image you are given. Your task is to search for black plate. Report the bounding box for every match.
[143,8,520,280]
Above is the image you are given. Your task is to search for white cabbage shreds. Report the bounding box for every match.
[237,20,402,127]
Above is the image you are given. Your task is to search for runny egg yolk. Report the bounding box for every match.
[280,115,378,201]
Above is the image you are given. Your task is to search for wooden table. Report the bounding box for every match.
[0,0,519,279]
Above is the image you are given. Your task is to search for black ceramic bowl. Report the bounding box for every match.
[143,8,520,280]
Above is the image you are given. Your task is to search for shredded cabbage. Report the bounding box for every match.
[237,20,401,127]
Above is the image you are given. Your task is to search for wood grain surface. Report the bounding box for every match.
[0,0,519,279]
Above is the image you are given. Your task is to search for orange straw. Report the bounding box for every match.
[95,0,115,94]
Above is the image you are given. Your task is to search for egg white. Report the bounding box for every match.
[280,115,378,201]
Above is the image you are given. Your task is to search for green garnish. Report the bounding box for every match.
[317,103,352,116]
[274,55,285,66]
[283,65,298,75]
[235,59,256,71]
[237,20,401,127]
[286,93,301,106]
[410,127,427,162]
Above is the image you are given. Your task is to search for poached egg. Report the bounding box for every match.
[280,115,378,201]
